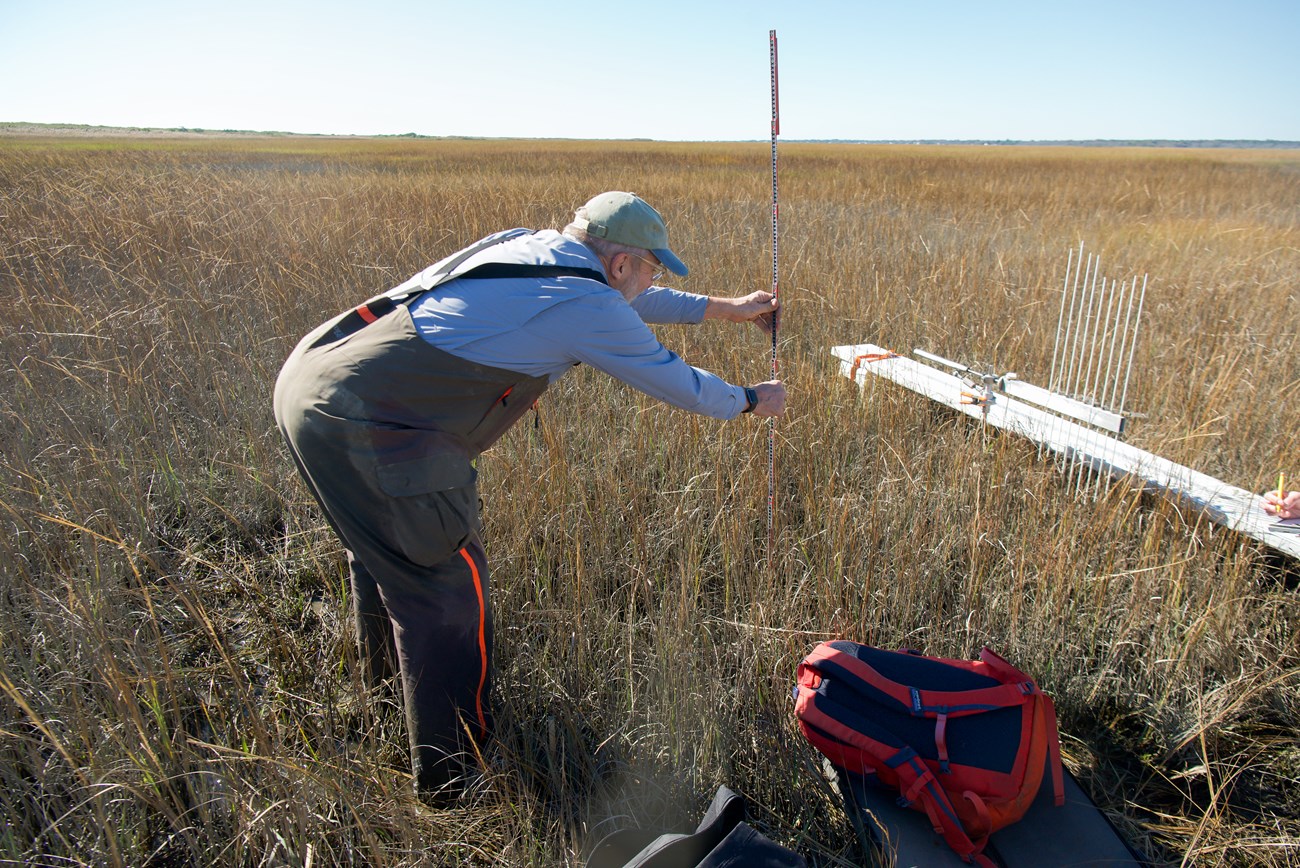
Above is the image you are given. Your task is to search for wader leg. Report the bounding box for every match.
[349,551,396,687]
[275,389,397,690]
[380,535,494,799]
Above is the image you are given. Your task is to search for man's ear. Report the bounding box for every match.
[609,251,629,278]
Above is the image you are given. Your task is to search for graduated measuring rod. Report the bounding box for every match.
[765,28,780,564]
[832,343,1300,561]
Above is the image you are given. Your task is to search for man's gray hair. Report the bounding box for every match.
[563,208,649,262]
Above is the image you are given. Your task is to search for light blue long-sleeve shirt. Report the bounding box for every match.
[406,230,748,420]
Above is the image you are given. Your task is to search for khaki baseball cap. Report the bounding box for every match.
[573,191,688,277]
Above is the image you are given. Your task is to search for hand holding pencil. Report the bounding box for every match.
[1264,472,1299,520]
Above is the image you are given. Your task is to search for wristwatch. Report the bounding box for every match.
[743,387,758,413]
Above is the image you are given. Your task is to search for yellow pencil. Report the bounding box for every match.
[1280,471,1287,501]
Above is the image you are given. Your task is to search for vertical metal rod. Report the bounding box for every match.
[1087,272,1118,406]
[1064,253,1093,395]
[1086,278,1113,499]
[1048,243,1077,392]
[1102,278,1133,493]
[1044,246,1074,460]
[1081,263,1107,494]
[1070,255,1102,402]
[1051,244,1083,470]
[767,29,780,567]
[1059,254,1081,392]
[1080,276,1114,499]
[1099,277,1131,412]
[1096,277,1117,405]
[1072,275,1099,496]
[1064,252,1090,390]
[1067,255,1100,494]
[1110,276,1140,414]
[1117,274,1148,417]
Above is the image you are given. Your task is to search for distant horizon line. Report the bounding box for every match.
[3,121,1298,149]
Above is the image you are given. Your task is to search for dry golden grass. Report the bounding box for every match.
[0,134,1297,866]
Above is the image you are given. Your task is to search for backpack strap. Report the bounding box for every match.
[807,644,1032,718]
[935,711,950,772]
[886,745,997,866]
[1040,692,1066,806]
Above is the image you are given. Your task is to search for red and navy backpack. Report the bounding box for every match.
[793,640,1064,866]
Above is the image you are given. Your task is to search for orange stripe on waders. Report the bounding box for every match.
[458,547,490,737]
[356,304,380,324]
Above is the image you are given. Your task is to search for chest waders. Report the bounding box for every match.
[272,246,606,800]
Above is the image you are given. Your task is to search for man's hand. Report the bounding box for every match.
[746,380,786,417]
[705,291,779,334]
[1264,489,1299,520]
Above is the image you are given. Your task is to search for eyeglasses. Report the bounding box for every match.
[627,252,665,283]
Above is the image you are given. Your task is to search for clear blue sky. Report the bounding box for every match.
[2,0,1297,141]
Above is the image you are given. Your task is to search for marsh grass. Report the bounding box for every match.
[0,135,1297,865]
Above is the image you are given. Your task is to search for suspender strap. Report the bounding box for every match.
[309,261,607,350]
[453,263,607,283]
[311,297,400,349]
